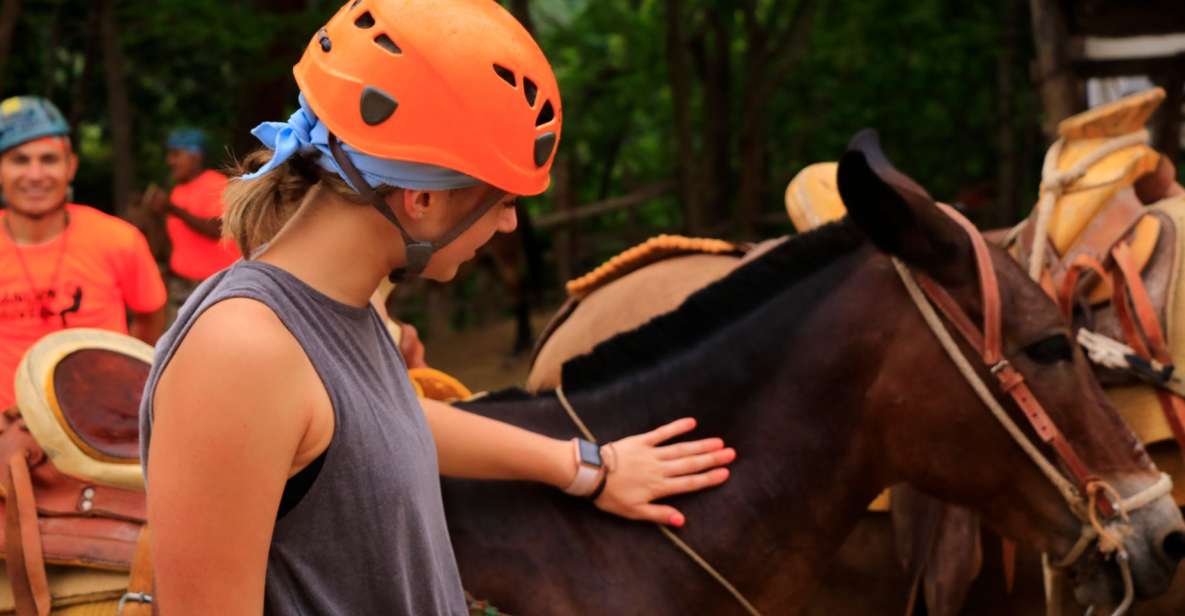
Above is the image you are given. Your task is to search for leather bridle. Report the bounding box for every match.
[894,202,1173,616]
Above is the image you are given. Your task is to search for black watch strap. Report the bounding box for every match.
[587,470,609,502]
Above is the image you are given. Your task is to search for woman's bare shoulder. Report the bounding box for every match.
[172,297,304,375]
[155,297,319,431]
[147,298,318,614]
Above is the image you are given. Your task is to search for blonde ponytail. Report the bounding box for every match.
[223,149,394,255]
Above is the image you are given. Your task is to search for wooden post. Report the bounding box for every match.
[1028,0,1083,139]
[1150,55,1185,164]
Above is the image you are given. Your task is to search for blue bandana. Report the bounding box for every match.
[241,94,480,192]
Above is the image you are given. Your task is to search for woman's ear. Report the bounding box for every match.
[400,190,430,221]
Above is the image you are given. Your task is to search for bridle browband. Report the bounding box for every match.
[327,133,507,281]
[896,202,1172,616]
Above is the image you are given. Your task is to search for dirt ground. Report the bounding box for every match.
[423,310,557,394]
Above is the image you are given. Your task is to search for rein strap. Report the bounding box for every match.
[924,204,1104,512]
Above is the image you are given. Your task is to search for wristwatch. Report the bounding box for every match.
[563,438,606,498]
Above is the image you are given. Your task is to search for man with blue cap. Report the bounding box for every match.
[0,95,166,408]
[145,128,240,312]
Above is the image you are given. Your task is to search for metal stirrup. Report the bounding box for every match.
[327,133,507,281]
[117,592,153,614]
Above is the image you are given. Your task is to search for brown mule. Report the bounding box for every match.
[444,132,1185,614]
[533,108,1185,611]
[528,224,1185,614]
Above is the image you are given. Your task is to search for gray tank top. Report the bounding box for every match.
[139,261,467,615]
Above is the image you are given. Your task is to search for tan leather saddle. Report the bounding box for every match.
[1,329,154,616]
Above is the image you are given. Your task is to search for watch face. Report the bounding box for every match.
[578,439,602,467]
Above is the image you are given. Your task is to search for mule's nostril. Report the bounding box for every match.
[1161,530,1185,563]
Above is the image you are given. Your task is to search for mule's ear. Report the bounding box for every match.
[837,129,973,286]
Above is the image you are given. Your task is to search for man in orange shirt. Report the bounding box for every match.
[0,96,166,408]
[146,128,240,313]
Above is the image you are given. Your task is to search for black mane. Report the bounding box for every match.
[561,219,867,392]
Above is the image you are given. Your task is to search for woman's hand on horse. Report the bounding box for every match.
[595,417,735,527]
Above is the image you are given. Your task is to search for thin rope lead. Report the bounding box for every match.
[555,386,595,442]
[892,259,1085,511]
[553,385,763,616]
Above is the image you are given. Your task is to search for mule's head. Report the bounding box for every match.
[837,129,1185,605]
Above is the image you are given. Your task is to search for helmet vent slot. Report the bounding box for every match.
[523,77,538,107]
[536,101,555,126]
[317,29,332,52]
[349,0,362,9]
[354,12,375,29]
[373,34,402,55]
[360,86,399,126]
[493,64,516,87]
[534,132,557,167]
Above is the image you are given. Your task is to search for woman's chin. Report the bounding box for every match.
[422,266,459,283]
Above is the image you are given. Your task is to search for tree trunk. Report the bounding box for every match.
[0,0,20,92]
[664,0,703,232]
[68,8,102,141]
[552,154,576,286]
[1028,0,1082,139]
[702,4,733,232]
[994,0,1021,227]
[735,56,769,239]
[99,0,135,214]
[231,0,308,157]
[735,0,817,238]
[509,0,535,35]
[42,6,61,98]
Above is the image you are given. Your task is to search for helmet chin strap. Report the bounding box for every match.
[327,133,506,282]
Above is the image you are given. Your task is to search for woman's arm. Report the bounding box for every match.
[147,299,325,616]
[421,398,735,527]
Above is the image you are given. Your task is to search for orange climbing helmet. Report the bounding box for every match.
[294,0,562,197]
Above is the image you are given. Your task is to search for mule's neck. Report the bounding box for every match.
[536,245,908,608]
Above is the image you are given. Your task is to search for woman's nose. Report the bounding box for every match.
[498,206,518,234]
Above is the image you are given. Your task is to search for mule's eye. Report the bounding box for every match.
[1023,334,1073,364]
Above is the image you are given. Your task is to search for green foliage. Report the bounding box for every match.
[521,0,1044,276]
[5,0,324,210]
[3,0,1055,300]
[5,0,1046,221]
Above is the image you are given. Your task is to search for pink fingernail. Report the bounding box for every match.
[670,513,685,527]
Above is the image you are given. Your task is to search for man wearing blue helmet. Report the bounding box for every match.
[0,96,166,408]
[145,128,240,313]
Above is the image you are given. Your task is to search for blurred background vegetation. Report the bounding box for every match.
[1,0,1181,360]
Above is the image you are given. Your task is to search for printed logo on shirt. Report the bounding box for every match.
[0,283,84,327]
